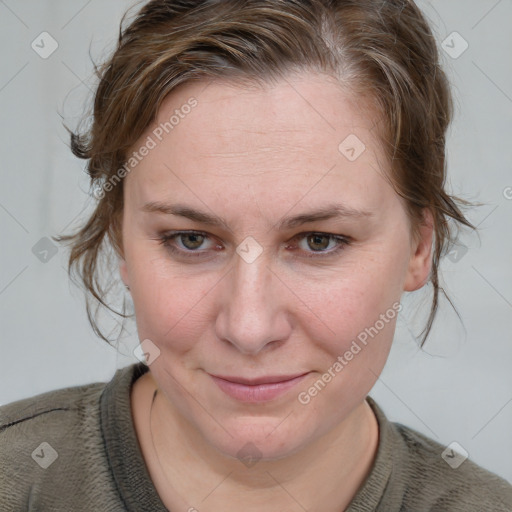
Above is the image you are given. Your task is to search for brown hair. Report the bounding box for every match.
[57,0,476,346]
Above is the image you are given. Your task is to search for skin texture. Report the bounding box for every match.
[121,72,434,511]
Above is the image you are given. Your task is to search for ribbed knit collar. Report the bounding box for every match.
[101,362,168,511]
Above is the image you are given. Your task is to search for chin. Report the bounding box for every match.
[202,415,317,463]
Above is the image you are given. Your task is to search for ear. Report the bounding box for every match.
[403,208,434,292]
[112,209,130,288]
[119,258,130,288]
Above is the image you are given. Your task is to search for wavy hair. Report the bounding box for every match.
[57,0,476,346]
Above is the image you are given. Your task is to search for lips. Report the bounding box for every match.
[210,373,308,386]
[208,372,310,403]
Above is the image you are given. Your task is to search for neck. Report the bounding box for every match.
[138,376,379,512]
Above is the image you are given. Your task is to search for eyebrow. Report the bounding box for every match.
[141,201,374,230]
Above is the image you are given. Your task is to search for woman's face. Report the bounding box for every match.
[120,72,432,460]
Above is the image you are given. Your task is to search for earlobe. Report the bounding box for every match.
[403,209,434,292]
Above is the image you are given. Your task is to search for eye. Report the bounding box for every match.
[158,231,219,258]
[156,230,351,260]
[290,232,350,258]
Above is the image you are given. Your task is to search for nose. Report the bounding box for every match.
[215,248,292,355]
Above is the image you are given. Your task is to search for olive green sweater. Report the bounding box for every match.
[1,363,511,511]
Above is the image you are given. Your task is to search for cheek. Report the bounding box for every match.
[299,251,405,336]
[290,245,406,381]
[307,277,399,369]
[126,244,229,357]
[297,272,400,408]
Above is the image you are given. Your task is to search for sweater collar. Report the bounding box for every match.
[345,395,396,511]
[100,362,168,511]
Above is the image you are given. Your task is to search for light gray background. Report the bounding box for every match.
[0,0,511,483]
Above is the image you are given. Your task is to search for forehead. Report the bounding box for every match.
[125,72,396,217]
[153,72,380,157]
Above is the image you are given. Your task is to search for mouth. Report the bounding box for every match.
[208,372,310,403]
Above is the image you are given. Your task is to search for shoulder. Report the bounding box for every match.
[392,419,512,511]
[361,397,512,512]
[0,379,109,509]
[0,364,146,510]
[0,379,106,440]
[1,378,104,419]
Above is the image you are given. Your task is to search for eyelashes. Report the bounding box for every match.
[157,230,351,260]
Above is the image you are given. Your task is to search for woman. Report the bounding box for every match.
[1,0,511,510]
